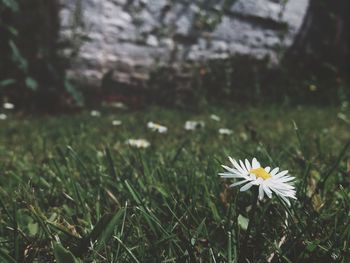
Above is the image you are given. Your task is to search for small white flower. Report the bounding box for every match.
[90,110,101,117]
[0,113,7,120]
[110,102,127,109]
[96,151,104,158]
[337,112,348,123]
[112,120,122,126]
[3,102,14,110]
[239,132,248,141]
[126,139,150,149]
[147,121,168,133]
[210,114,220,122]
[184,120,205,131]
[219,128,233,135]
[220,157,296,205]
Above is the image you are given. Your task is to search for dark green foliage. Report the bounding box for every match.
[53,244,81,263]
[145,52,349,110]
[190,55,348,107]
[0,0,83,110]
[1,0,349,110]
[0,106,349,262]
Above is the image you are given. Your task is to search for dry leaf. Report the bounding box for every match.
[312,194,324,212]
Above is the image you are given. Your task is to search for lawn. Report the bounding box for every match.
[0,106,349,262]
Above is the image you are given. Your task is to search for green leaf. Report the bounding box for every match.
[125,180,142,205]
[0,79,16,87]
[95,210,124,250]
[238,214,249,231]
[154,185,169,198]
[206,196,220,222]
[64,80,84,106]
[1,0,19,12]
[9,40,27,71]
[6,25,18,36]
[113,236,140,263]
[53,244,81,263]
[0,249,17,263]
[28,222,39,236]
[305,240,320,252]
[76,210,124,255]
[105,147,117,180]
[191,218,206,246]
[25,77,38,91]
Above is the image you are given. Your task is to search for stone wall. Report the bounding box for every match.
[59,0,310,87]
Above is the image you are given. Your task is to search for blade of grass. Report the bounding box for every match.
[53,243,82,263]
[0,249,17,263]
[113,235,140,263]
[318,141,350,190]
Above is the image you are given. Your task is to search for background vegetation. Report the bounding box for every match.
[0,0,349,110]
[0,0,83,112]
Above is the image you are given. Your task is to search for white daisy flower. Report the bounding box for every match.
[126,139,150,149]
[3,102,15,110]
[0,113,7,120]
[90,110,101,117]
[184,120,205,131]
[210,114,221,122]
[218,128,233,135]
[220,157,296,205]
[112,120,122,126]
[147,121,167,133]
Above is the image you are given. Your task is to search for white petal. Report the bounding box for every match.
[229,180,249,188]
[263,184,273,198]
[273,186,295,192]
[278,187,295,193]
[239,160,248,172]
[258,185,264,200]
[276,176,295,183]
[264,166,271,173]
[270,167,279,176]
[221,165,240,174]
[274,170,288,178]
[269,186,293,198]
[271,178,295,185]
[252,158,260,169]
[271,181,295,190]
[240,182,253,192]
[249,173,256,180]
[255,178,264,185]
[289,193,297,199]
[219,173,245,178]
[229,157,246,174]
[272,188,295,197]
[285,193,297,199]
[280,195,291,206]
[245,159,251,171]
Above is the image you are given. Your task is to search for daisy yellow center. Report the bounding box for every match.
[249,167,271,180]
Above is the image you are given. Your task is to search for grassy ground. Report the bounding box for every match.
[0,106,349,262]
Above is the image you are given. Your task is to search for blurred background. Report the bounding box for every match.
[0,0,349,112]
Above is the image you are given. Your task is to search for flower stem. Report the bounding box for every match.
[239,189,259,261]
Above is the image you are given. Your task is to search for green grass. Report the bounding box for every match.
[0,106,350,262]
